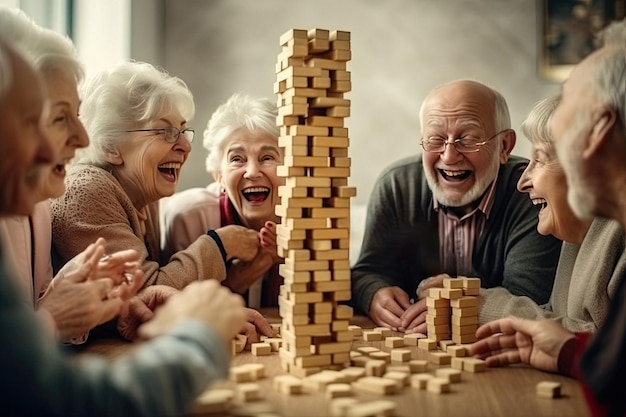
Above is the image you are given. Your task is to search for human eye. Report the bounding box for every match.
[52,113,67,125]
[228,153,245,164]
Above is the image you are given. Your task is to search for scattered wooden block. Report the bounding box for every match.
[418,338,437,351]
[373,327,393,338]
[408,359,428,373]
[536,381,562,398]
[230,366,254,383]
[429,351,452,365]
[446,345,467,358]
[435,368,462,383]
[241,363,265,380]
[352,376,397,395]
[369,351,391,364]
[464,358,486,373]
[329,397,359,417]
[348,325,363,338]
[273,374,303,395]
[365,359,387,377]
[390,349,412,362]
[190,388,234,414]
[345,400,396,417]
[236,383,261,402]
[233,334,247,353]
[382,371,410,389]
[363,330,383,342]
[356,346,379,356]
[326,383,353,399]
[410,373,433,390]
[403,333,427,346]
[426,377,451,394]
[339,366,366,382]
[251,342,272,356]
[384,336,405,348]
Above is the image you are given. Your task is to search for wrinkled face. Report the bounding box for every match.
[551,54,598,220]
[214,129,283,230]
[0,49,55,215]
[517,143,578,241]
[39,69,89,200]
[422,83,503,208]
[115,111,191,208]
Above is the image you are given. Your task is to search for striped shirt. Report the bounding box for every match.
[434,174,499,276]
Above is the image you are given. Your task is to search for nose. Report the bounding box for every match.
[173,134,192,154]
[70,117,90,148]
[244,159,262,179]
[517,164,533,193]
[439,140,463,165]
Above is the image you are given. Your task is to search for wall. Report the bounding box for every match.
[161,0,562,208]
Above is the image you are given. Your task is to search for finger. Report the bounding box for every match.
[97,297,125,325]
[393,290,412,310]
[376,308,403,331]
[247,312,274,337]
[483,350,522,367]
[402,309,427,331]
[93,278,115,300]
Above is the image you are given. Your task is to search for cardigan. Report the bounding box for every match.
[351,154,562,316]
[51,165,227,289]
[478,218,626,331]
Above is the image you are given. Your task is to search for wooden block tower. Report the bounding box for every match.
[275,28,356,377]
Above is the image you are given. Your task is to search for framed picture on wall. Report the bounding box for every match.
[540,0,625,82]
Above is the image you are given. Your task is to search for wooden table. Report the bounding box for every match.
[79,313,590,417]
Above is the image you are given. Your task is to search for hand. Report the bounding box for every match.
[399,298,428,334]
[415,273,450,300]
[239,308,274,346]
[215,225,260,262]
[260,221,282,264]
[469,316,576,373]
[117,285,179,340]
[137,280,246,346]
[369,286,412,331]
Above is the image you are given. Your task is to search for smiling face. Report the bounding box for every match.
[113,111,191,209]
[39,68,89,200]
[517,143,588,242]
[0,46,55,215]
[214,128,283,230]
[421,81,509,209]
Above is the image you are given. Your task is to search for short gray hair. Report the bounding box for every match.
[76,60,195,166]
[203,93,278,174]
[590,46,626,139]
[0,42,12,99]
[520,94,559,158]
[0,7,83,85]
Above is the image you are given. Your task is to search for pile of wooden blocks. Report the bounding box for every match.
[274,27,357,378]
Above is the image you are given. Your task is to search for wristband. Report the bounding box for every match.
[207,229,228,263]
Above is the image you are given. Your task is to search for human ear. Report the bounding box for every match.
[499,129,517,164]
[104,148,123,166]
[583,107,616,160]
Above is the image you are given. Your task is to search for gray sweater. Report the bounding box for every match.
[351,154,562,315]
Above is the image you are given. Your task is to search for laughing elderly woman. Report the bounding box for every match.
[481,94,626,331]
[52,61,261,290]
[160,93,284,308]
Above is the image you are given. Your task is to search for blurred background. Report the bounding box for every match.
[3,0,622,261]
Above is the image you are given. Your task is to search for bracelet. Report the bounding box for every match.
[207,229,228,263]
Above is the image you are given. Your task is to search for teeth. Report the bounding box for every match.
[532,198,547,207]
[158,162,181,169]
[243,187,270,194]
[443,170,467,177]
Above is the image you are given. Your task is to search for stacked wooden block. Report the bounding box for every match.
[275,28,356,378]
[426,277,480,344]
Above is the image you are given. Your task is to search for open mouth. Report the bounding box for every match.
[438,169,472,181]
[242,186,270,202]
[157,162,181,182]
[532,198,548,211]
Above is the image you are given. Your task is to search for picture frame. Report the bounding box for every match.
[539,0,625,82]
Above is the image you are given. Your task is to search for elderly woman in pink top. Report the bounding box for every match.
[161,93,283,309]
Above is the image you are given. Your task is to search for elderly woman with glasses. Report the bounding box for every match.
[52,61,262,306]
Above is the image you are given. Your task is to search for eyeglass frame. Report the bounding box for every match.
[122,127,195,143]
[420,129,510,153]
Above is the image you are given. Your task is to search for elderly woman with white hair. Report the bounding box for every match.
[161,93,284,310]
[51,63,261,305]
[0,6,144,342]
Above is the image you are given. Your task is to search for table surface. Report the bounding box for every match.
[79,312,590,417]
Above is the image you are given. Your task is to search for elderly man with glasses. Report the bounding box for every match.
[351,79,562,335]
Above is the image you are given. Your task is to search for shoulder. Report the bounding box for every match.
[161,184,220,215]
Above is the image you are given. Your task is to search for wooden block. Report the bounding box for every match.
[251,342,271,356]
[390,349,412,362]
[339,366,366,382]
[330,79,352,92]
[280,28,308,46]
[450,296,479,308]
[452,306,479,317]
[373,327,393,338]
[362,331,383,342]
[365,359,387,377]
[230,366,254,383]
[403,333,427,346]
[357,346,380,355]
[335,305,353,319]
[439,340,454,352]
[464,358,486,373]
[461,277,481,289]
[446,345,467,358]
[427,297,450,308]
[452,323,478,336]
[348,325,362,338]
[429,352,452,365]
[443,277,464,289]
[426,314,450,325]
[330,39,351,50]
[408,359,429,373]
[382,371,410,389]
[441,288,464,299]
[386,365,411,374]
[326,383,353,399]
[233,334,247,353]
[463,287,480,296]
[329,30,351,41]
[384,337,405,348]
[345,400,396,417]
[308,38,330,53]
[417,338,438,351]
[426,377,451,394]
[308,28,330,40]
[410,374,433,390]
[236,383,261,402]
[326,106,350,117]
[369,351,391,363]
[309,76,331,89]
[451,357,465,370]
[264,338,282,352]
[536,381,562,398]
[435,368,462,383]
[273,374,303,395]
[329,398,359,417]
[331,70,351,81]
[286,176,331,188]
[305,57,347,71]
[452,333,477,344]
[352,376,396,395]
[428,288,442,298]
[452,315,478,326]
[190,388,234,414]
[241,363,265,380]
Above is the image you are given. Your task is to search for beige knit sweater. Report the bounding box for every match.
[478,218,626,332]
[51,165,226,289]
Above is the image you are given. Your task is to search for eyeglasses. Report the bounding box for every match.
[421,129,509,153]
[123,127,195,143]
